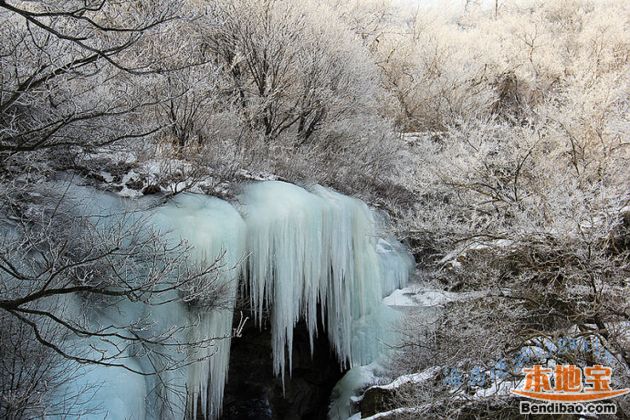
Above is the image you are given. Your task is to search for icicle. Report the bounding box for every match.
[374,212,415,296]
[242,181,411,385]
[153,194,246,419]
[242,181,325,385]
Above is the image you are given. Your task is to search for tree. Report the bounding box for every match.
[0,2,242,416]
[0,0,204,156]
[0,178,237,417]
[205,0,382,145]
[0,183,228,349]
[0,312,88,419]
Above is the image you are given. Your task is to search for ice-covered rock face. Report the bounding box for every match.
[48,180,412,419]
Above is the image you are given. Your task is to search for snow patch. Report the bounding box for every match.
[368,366,440,391]
[383,286,486,307]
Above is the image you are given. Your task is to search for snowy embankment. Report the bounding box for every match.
[330,282,528,419]
[334,281,628,419]
[329,282,474,419]
[382,285,487,307]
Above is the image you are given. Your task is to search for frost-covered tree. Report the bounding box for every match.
[205,0,380,144]
[0,313,85,419]
[186,0,402,196]
[0,180,235,416]
[0,0,200,155]
[383,1,630,417]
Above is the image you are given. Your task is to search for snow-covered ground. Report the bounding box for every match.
[78,146,281,199]
[382,284,487,307]
[331,280,593,419]
[334,279,629,419]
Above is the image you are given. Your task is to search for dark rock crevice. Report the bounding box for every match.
[222,314,345,420]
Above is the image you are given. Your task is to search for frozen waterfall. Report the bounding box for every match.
[46,180,412,419]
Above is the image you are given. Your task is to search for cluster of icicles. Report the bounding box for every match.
[59,181,413,419]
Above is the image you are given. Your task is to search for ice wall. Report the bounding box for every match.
[44,180,412,419]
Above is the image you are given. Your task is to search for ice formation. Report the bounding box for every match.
[244,182,410,382]
[150,194,246,419]
[52,189,245,419]
[43,180,412,419]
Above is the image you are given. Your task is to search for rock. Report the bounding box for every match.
[360,386,398,417]
[359,367,440,418]
[142,184,161,195]
[448,281,465,292]
[125,177,144,191]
